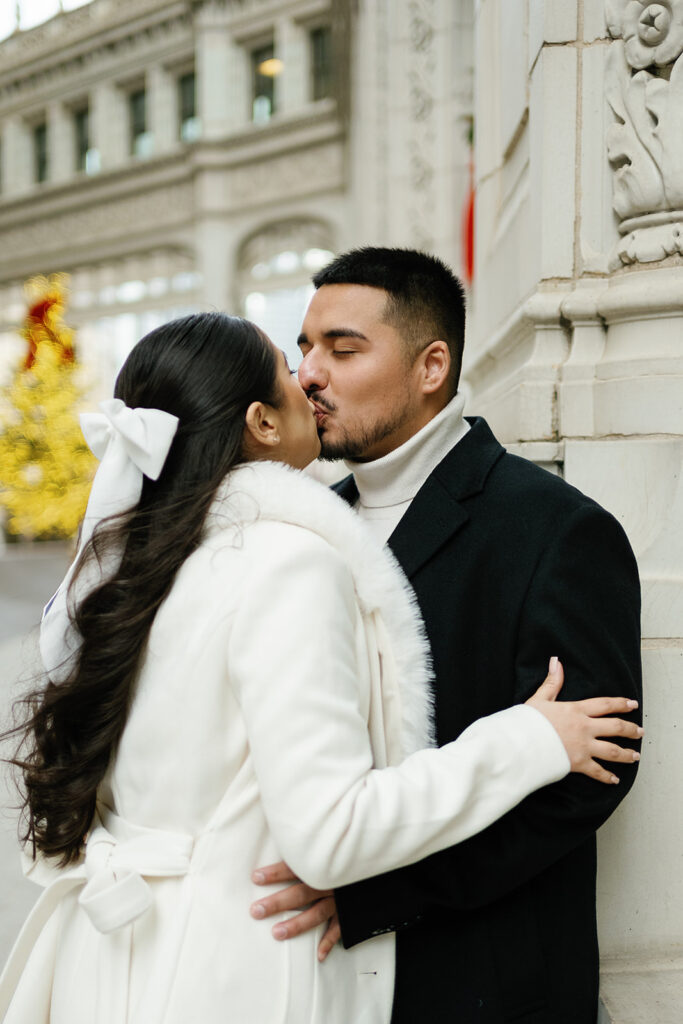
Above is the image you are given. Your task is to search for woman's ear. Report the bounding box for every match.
[420,340,451,394]
[244,401,280,450]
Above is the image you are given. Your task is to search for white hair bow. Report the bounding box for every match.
[39,399,179,681]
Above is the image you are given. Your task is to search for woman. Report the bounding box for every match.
[0,313,640,1024]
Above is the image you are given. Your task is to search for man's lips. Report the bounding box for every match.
[311,401,332,425]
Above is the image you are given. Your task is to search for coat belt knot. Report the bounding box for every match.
[78,813,194,934]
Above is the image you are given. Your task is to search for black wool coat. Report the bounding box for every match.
[333,417,642,1024]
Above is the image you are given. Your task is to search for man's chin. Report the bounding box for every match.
[317,414,408,462]
[318,436,354,462]
[318,446,348,463]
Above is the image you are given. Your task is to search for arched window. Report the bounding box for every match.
[237,220,334,367]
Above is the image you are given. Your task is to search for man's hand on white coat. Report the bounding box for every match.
[250,861,341,961]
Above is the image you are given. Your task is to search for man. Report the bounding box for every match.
[251,248,642,1023]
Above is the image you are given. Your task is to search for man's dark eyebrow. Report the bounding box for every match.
[324,328,368,341]
[297,328,368,347]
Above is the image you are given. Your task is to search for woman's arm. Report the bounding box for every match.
[228,528,638,892]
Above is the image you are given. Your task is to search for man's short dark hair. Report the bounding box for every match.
[312,247,466,393]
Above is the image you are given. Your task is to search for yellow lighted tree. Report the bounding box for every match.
[0,274,95,540]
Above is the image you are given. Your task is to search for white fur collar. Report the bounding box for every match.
[207,460,435,757]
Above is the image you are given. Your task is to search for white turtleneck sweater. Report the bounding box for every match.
[348,392,470,546]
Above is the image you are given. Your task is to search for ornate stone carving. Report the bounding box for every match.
[407,0,437,251]
[606,1,683,265]
[228,142,344,208]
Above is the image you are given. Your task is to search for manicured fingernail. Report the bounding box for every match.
[549,656,558,674]
[611,775,620,784]
[252,871,265,884]
[273,925,287,940]
[251,903,266,919]
[632,751,640,762]
[627,700,638,709]
[318,949,327,962]
[637,727,644,736]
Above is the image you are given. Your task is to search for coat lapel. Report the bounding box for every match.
[387,417,505,579]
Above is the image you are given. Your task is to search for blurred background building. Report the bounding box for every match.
[0,2,681,1021]
[0,0,473,390]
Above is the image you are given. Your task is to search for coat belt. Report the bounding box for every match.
[0,808,195,1024]
[79,810,194,934]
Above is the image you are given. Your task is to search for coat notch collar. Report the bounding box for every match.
[433,416,505,502]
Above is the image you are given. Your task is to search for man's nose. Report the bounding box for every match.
[298,351,327,393]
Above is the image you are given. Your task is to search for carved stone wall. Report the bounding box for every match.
[227,139,344,208]
[406,0,438,251]
[347,0,473,271]
[467,6,683,1019]
[606,0,683,265]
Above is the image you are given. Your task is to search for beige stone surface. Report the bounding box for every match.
[600,959,683,1024]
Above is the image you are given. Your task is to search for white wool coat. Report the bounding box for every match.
[0,461,569,1024]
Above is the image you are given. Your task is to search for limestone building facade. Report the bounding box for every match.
[0,0,349,388]
[0,1,681,1021]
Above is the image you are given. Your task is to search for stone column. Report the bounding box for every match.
[277,16,307,114]
[92,81,126,169]
[194,216,233,311]
[0,121,12,196]
[48,100,73,183]
[2,116,31,195]
[195,2,248,137]
[148,64,177,154]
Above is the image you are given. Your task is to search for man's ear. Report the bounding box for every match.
[420,340,450,394]
[244,401,280,448]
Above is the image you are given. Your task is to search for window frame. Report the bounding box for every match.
[251,41,278,124]
[309,24,333,102]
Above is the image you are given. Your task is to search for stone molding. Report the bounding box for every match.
[462,287,571,444]
[596,264,683,322]
[0,180,194,277]
[606,1,683,267]
[0,0,189,75]
[465,262,683,444]
[0,20,194,139]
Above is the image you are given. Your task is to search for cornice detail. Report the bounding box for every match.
[0,181,194,272]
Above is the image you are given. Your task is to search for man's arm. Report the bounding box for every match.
[335,503,642,947]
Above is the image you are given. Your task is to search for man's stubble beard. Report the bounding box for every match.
[317,398,417,463]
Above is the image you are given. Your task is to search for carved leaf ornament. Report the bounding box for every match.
[605,1,683,264]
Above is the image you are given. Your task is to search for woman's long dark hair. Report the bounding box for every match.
[9,312,281,864]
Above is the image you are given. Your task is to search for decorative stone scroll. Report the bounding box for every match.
[605,1,683,265]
